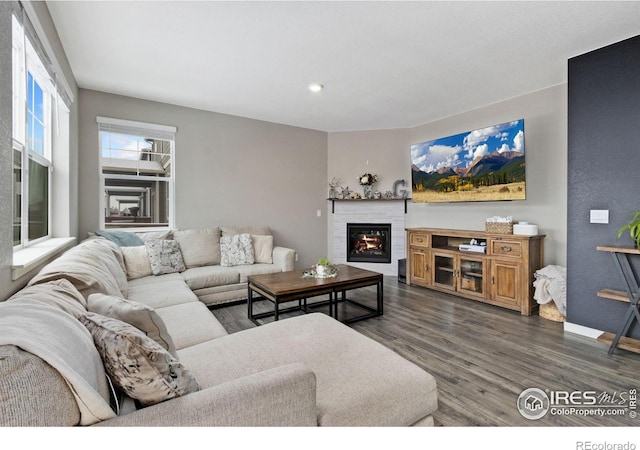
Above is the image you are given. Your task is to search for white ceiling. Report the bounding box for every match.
[47,1,640,132]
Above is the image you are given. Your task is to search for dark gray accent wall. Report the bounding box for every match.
[567,35,640,337]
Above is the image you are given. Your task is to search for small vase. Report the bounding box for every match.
[363,185,373,199]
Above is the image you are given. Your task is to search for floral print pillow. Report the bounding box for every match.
[81,312,199,406]
[145,239,186,275]
[220,233,255,267]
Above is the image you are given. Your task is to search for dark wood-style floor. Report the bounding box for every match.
[210,276,640,426]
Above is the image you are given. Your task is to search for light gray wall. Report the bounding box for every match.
[0,2,14,299]
[327,84,568,267]
[78,89,327,270]
[0,1,79,300]
[326,128,411,261]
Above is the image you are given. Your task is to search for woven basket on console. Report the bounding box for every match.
[485,221,513,234]
[539,302,566,322]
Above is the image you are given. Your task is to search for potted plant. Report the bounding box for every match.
[617,210,640,250]
[315,257,335,277]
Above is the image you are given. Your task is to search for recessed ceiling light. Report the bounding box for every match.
[308,83,324,93]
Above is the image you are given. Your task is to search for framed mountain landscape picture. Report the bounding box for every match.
[410,119,526,203]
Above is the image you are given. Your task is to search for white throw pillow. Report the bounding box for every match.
[220,233,255,267]
[172,227,220,268]
[252,234,274,264]
[87,293,177,358]
[120,246,152,280]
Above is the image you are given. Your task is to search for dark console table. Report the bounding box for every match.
[596,246,640,355]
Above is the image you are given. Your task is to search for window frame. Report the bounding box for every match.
[97,117,177,232]
[12,14,55,249]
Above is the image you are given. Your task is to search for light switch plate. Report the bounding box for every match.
[590,209,609,224]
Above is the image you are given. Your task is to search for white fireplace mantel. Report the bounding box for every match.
[331,200,406,276]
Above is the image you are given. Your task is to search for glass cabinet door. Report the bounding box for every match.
[433,254,455,289]
[459,257,485,296]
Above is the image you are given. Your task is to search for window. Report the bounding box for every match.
[97,117,176,230]
[12,12,63,247]
[10,2,75,279]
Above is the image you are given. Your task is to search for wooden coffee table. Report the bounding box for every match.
[247,265,383,325]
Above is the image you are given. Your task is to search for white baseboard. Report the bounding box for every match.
[563,321,603,339]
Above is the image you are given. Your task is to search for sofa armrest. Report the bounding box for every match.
[93,363,317,427]
[272,246,295,272]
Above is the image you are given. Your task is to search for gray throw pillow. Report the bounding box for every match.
[145,239,186,275]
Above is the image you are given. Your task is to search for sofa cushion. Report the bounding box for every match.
[0,345,81,426]
[88,238,129,296]
[145,239,186,275]
[178,313,438,427]
[155,302,228,350]
[234,263,285,283]
[120,245,152,280]
[8,278,87,319]
[96,230,144,247]
[88,293,177,358]
[137,230,173,242]
[127,279,198,309]
[81,312,199,407]
[0,302,115,425]
[28,238,127,300]
[127,272,184,288]
[220,233,255,267]
[191,283,249,306]
[252,234,274,264]
[181,266,241,291]
[173,227,221,268]
[221,225,271,237]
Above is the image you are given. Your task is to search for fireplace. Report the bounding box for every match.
[346,223,392,264]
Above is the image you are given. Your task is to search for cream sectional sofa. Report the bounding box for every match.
[0,230,438,427]
[102,225,295,307]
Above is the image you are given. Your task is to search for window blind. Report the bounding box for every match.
[97,116,177,141]
[12,1,74,108]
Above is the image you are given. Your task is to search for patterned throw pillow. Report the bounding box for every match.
[220,233,255,267]
[81,312,199,406]
[145,239,186,275]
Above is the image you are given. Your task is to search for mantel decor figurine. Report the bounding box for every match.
[358,173,378,199]
[328,177,341,199]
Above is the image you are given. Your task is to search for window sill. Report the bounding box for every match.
[12,237,76,280]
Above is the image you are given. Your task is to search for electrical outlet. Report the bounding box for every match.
[317,209,322,217]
